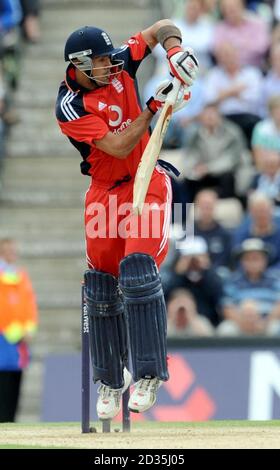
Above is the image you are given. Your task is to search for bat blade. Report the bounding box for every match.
[133,79,181,215]
[133,104,173,214]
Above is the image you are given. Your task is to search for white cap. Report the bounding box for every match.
[178,236,208,256]
[238,238,269,257]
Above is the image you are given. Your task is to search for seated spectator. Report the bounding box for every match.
[218,298,280,336]
[252,95,280,167]
[167,288,214,337]
[204,41,263,146]
[271,19,280,46]
[183,101,246,199]
[153,0,215,75]
[250,149,280,205]
[220,238,280,335]
[0,0,22,32]
[261,42,280,116]
[234,191,280,265]
[242,1,274,31]
[274,0,280,22]
[162,236,224,326]
[0,238,38,422]
[202,0,220,18]
[213,0,270,69]
[194,189,232,269]
[143,0,212,149]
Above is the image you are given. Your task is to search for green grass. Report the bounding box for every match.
[1,421,280,449]
[1,420,280,430]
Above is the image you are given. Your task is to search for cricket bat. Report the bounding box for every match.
[133,77,182,215]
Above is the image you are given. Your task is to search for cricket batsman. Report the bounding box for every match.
[56,19,198,419]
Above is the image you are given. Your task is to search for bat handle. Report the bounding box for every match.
[166,77,183,105]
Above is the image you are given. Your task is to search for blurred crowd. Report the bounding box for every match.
[151,0,280,337]
[0,0,40,178]
[0,1,40,421]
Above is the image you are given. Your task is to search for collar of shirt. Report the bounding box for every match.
[259,171,280,187]
[239,268,266,284]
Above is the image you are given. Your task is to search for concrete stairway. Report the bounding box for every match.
[0,0,159,421]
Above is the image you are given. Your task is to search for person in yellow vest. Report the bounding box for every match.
[0,238,38,422]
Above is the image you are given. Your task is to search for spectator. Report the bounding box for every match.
[213,0,270,68]
[204,41,263,146]
[0,238,38,422]
[252,95,280,167]
[274,0,280,21]
[261,42,280,116]
[234,191,280,265]
[194,189,232,268]
[19,0,40,43]
[0,0,22,31]
[162,236,224,326]
[250,149,280,205]
[183,101,246,198]
[271,20,280,45]
[167,288,214,337]
[0,0,22,90]
[143,0,213,148]
[244,1,274,27]
[202,0,220,18]
[219,238,280,335]
[218,298,280,336]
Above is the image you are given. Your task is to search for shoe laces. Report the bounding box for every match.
[98,384,122,404]
[137,377,160,394]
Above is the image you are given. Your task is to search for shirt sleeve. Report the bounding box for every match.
[58,113,109,145]
[220,277,239,307]
[112,32,151,79]
[251,121,264,148]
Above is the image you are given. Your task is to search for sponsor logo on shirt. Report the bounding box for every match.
[109,105,123,127]
[113,119,132,134]
[108,104,132,133]
[98,101,107,111]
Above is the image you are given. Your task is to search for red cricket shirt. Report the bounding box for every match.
[56,32,151,186]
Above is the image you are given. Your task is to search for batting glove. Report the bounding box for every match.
[167,46,199,87]
[146,80,191,115]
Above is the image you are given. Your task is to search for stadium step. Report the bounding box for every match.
[0,238,84,258]
[1,155,85,187]
[0,207,84,231]
[0,189,85,207]
[21,257,86,282]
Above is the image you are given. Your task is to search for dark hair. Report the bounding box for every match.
[168,288,196,303]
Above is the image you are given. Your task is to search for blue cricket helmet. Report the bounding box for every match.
[64,26,120,62]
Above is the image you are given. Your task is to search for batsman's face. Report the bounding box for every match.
[92,55,112,85]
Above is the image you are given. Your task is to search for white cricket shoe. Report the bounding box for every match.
[97,367,131,420]
[128,377,163,413]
